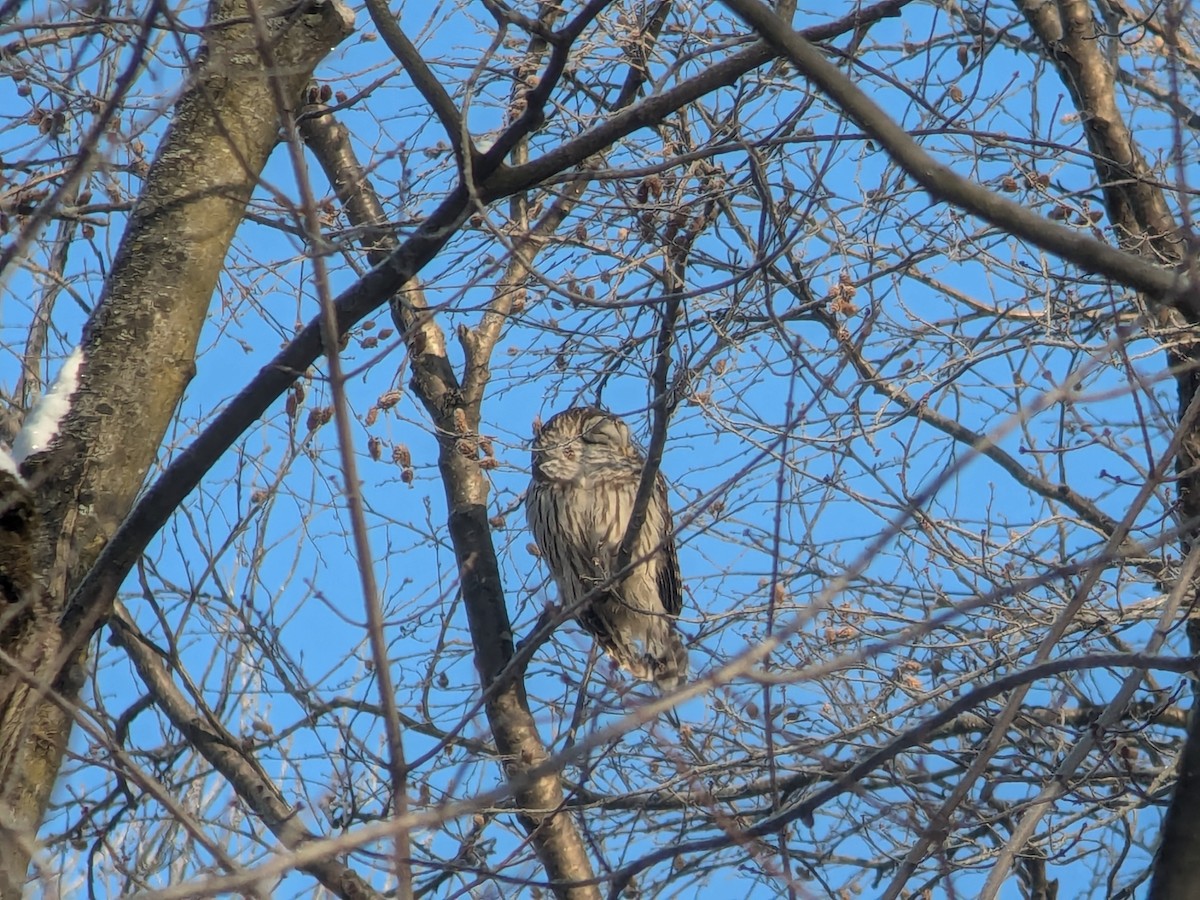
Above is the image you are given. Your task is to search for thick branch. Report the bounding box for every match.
[719,0,1195,311]
[302,106,597,898]
[1020,0,1183,263]
[363,0,465,158]
[1012,3,1199,894]
[0,1,354,893]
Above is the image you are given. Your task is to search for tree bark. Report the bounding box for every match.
[302,107,600,900]
[720,0,1196,892]
[0,0,352,893]
[1008,2,1195,895]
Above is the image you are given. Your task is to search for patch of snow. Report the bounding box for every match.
[0,446,24,485]
[12,345,84,464]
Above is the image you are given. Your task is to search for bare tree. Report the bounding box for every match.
[0,0,1198,897]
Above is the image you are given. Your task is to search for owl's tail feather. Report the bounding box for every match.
[650,628,689,691]
[599,624,689,690]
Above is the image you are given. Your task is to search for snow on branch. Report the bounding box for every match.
[0,446,22,484]
[12,345,84,464]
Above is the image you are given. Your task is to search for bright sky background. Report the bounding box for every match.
[1,0,1194,896]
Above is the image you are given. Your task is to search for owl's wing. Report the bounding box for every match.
[657,536,683,616]
[655,477,683,617]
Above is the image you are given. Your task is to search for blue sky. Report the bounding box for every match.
[2,0,1194,896]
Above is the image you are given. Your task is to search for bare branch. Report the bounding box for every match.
[364,0,466,160]
[719,0,1195,310]
[108,603,385,900]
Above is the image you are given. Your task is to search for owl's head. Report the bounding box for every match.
[531,407,635,483]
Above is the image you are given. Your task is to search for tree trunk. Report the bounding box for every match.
[1016,2,1196,894]
[302,109,601,899]
[0,0,352,893]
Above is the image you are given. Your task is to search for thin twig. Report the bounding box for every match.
[363,0,465,159]
[107,603,384,900]
[718,0,1195,309]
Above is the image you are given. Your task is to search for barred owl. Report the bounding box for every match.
[527,407,688,688]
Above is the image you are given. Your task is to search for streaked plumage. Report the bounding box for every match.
[527,407,688,688]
